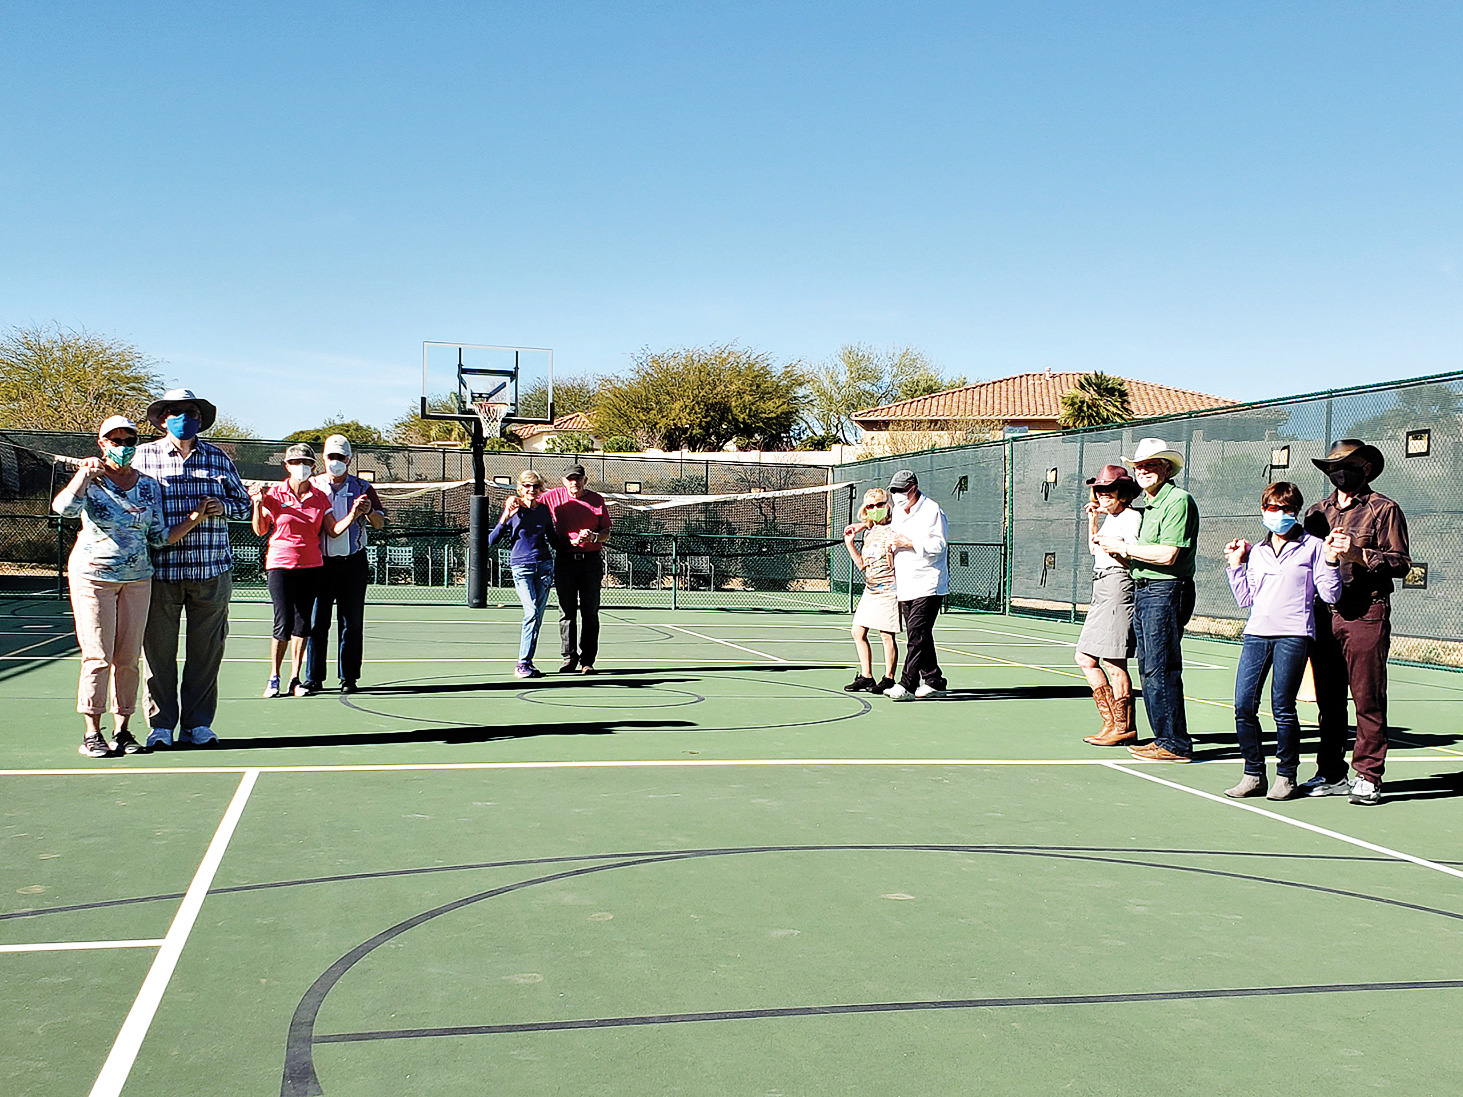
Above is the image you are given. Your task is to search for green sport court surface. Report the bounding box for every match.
[3,599,1463,1097]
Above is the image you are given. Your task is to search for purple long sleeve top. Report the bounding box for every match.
[1226,532,1342,638]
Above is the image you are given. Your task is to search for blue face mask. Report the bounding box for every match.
[1262,510,1299,535]
[165,413,200,440]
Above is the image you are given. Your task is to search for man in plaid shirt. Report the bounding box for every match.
[134,389,251,748]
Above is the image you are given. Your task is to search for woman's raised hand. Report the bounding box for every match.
[1224,538,1251,567]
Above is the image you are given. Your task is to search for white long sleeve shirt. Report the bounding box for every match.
[890,493,949,599]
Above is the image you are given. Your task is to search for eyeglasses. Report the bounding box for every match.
[519,484,542,492]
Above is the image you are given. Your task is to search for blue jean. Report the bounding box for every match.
[1132,578,1195,756]
[1233,634,1310,778]
[511,560,556,665]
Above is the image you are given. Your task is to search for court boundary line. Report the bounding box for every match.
[2,756,1455,777]
[660,623,787,663]
[0,939,164,954]
[87,768,261,1097]
[1105,762,1463,882]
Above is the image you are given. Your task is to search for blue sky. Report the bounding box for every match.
[3,1,1460,437]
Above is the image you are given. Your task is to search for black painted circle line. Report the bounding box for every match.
[5,844,1438,926]
[280,844,1463,1096]
[337,672,872,732]
[515,686,705,709]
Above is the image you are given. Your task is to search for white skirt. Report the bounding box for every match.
[853,590,901,634]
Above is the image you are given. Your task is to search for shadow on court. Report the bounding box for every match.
[1373,771,1463,803]
[169,719,692,751]
[918,684,1095,701]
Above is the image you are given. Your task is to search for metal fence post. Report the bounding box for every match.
[1069,435,1085,623]
[1003,438,1015,616]
[671,538,678,611]
[55,517,65,599]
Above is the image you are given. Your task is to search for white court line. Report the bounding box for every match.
[2,634,78,659]
[0,939,164,954]
[88,768,260,1097]
[661,624,787,663]
[1,756,1456,778]
[1105,762,1463,882]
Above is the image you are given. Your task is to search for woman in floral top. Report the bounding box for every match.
[52,416,204,758]
[842,487,902,694]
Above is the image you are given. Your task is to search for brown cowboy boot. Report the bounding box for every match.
[1085,687,1137,746]
[1082,684,1117,744]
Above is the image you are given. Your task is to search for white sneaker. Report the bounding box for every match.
[886,684,914,701]
[183,726,218,747]
[1348,777,1381,806]
[913,683,947,699]
[145,727,173,750]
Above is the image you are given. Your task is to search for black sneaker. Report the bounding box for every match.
[341,680,358,694]
[843,675,876,693]
[79,732,110,758]
[871,677,896,694]
[110,729,142,755]
[302,680,323,695]
[559,659,579,674]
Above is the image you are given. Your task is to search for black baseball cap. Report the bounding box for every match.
[888,470,917,492]
[565,464,587,479]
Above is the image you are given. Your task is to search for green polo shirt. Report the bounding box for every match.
[1132,481,1199,581]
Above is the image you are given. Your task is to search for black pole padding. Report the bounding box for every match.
[467,495,492,609]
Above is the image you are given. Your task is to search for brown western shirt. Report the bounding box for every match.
[1302,487,1411,608]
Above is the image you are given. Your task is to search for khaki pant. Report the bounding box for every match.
[68,572,152,716]
[143,572,232,733]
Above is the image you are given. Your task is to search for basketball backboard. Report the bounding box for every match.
[420,342,554,425]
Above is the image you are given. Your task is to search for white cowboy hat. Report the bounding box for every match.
[1123,438,1185,472]
[145,388,218,431]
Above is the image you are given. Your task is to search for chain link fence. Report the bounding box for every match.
[3,371,1459,660]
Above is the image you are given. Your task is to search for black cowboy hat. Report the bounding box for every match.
[1311,438,1384,483]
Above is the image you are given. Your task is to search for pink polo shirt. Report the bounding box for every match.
[260,481,331,570]
[541,486,612,551]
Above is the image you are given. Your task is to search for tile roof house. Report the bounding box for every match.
[507,411,602,454]
[851,371,1235,451]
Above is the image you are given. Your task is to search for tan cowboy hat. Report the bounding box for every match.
[1311,438,1384,482]
[1123,438,1184,472]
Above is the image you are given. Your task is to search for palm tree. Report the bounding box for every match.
[1059,372,1133,429]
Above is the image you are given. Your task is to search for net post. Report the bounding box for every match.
[671,538,679,611]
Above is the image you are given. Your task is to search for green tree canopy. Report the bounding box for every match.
[1059,372,1133,429]
[544,431,597,454]
[0,325,163,431]
[517,374,600,422]
[804,344,969,443]
[283,417,386,448]
[591,344,806,451]
[388,395,472,447]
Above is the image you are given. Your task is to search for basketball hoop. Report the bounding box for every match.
[470,400,508,439]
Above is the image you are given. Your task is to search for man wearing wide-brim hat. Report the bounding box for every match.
[133,388,251,748]
[1299,439,1411,805]
[1092,438,1201,762]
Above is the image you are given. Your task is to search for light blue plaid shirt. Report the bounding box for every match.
[134,437,251,582]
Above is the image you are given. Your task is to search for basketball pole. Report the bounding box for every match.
[466,414,490,608]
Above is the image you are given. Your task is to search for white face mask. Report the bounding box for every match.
[287,462,312,483]
[325,459,348,477]
[890,491,908,508]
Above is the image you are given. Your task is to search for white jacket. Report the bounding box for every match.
[890,493,949,599]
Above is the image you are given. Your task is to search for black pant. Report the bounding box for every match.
[898,595,946,691]
[556,552,604,666]
[305,552,370,686]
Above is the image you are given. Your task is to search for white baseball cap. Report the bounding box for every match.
[323,434,352,458]
[97,415,139,440]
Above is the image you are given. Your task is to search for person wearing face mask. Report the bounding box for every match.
[881,470,949,700]
[134,389,252,748]
[251,444,337,698]
[842,488,901,694]
[1091,438,1200,762]
[303,436,385,694]
[1075,465,1143,746]
[540,464,613,674]
[1299,440,1411,806]
[1223,483,1342,800]
[52,417,208,757]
